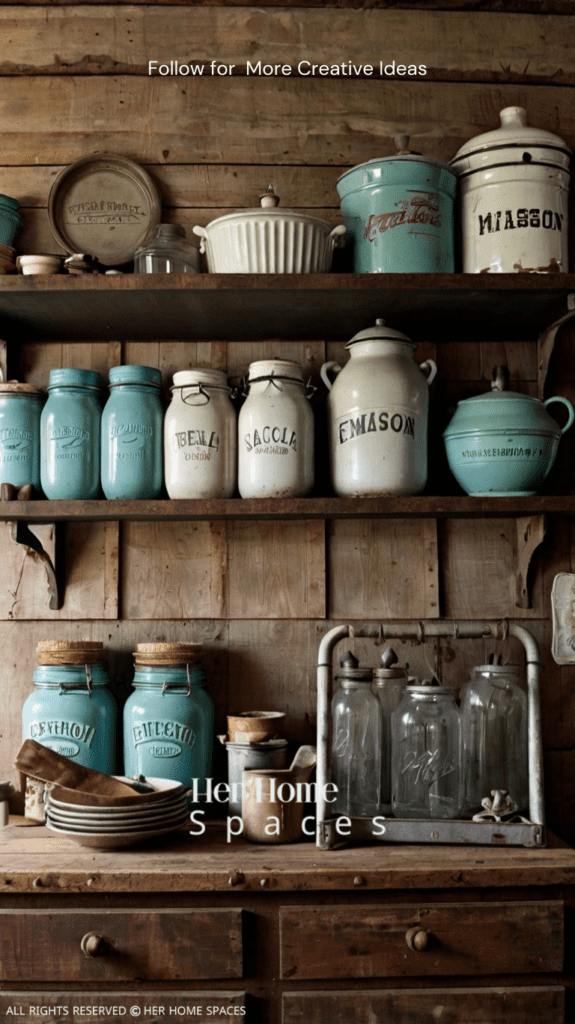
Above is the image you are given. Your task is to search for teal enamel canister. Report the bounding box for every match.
[0,382,44,489]
[22,664,119,773]
[336,138,457,273]
[40,368,101,499]
[101,365,163,499]
[0,193,23,247]
[123,664,214,793]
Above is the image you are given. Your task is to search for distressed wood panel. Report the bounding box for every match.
[2,78,575,167]
[282,987,565,1024]
[0,908,243,980]
[0,0,573,10]
[328,520,439,619]
[0,8,574,86]
[279,901,564,979]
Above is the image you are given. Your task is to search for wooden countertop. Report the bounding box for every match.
[1,818,575,893]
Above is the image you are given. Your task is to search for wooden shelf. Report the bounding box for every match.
[0,495,573,523]
[0,273,574,342]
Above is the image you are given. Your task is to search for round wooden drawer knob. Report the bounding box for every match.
[405,926,429,951]
[81,932,107,958]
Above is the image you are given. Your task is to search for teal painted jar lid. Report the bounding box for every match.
[33,663,110,687]
[109,365,161,388]
[48,368,101,390]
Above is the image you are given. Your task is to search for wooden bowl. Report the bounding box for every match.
[227,711,285,744]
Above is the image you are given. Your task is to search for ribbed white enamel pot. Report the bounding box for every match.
[451,107,571,273]
[193,188,345,273]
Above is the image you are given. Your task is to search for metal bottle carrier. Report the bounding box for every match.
[316,620,545,850]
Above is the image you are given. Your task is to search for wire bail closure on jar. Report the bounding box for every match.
[161,662,193,697]
[59,663,93,696]
[241,373,317,399]
[173,383,232,406]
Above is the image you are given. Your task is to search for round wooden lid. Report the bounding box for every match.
[37,640,106,665]
[133,642,203,666]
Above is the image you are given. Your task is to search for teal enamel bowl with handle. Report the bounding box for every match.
[443,390,575,495]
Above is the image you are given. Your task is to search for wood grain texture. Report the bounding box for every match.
[0,7,573,86]
[282,987,565,1024]
[279,901,564,979]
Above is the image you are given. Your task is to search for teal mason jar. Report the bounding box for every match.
[40,368,101,499]
[101,365,163,499]
[0,381,44,489]
[22,663,119,773]
[123,662,214,794]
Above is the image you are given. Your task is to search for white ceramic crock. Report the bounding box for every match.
[321,319,437,497]
[238,359,314,498]
[164,369,237,498]
[450,107,571,273]
[193,188,345,273]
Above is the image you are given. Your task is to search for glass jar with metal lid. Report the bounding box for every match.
[460,661,528,816]
[391,680,462,820]
[40,368,101,499]
[373,648,407,815]
[123,643,214,795]
[238,359,314,498]
[164,369,237,498]
[22,641,119,773]
[450,107,571,273]
[0,379,44,489]
[331,651,382,818]
[101,365,163,499]
[134,224,200,274]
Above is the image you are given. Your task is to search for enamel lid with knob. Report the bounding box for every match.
[451,107,571,172]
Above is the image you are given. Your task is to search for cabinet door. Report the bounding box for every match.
[282,987,564,1024]
[0,909,243,981]
[0,992,247,1023]
[280,901,563,979]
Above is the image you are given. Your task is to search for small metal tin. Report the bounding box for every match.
[48,154,162,266]
[224,739,290,815]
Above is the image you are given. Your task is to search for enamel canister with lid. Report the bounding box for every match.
[450,107,571,273]
[443,369,575,495]
[123,644,214,795]
[331,651,382,818]
[40,368,101,499]
[321,319,437,496]
[373,648,407,815]
[391,680,462,820]
[101,364,163,499]
[238,359,314,498]
[22,642,118,774]
[164,368,237,498]
[460,662,528,817]
[0,381,43,489]
[336,135,457,273]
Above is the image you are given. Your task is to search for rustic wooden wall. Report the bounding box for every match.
[1,1,575,841]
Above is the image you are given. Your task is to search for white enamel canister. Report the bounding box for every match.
[164,369,237,498]
[321,319,437,497]
[238,359,314,498]
[451,107,571,273]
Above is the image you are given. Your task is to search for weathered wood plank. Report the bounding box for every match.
[0,7,574,86]
[0,0,573,10]
[282,987,565,1024]
[2,78,575,166]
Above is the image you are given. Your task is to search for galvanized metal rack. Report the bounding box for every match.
[316,620,544,850]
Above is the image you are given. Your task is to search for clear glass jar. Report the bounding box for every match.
[164,369,237,498]
[373,649,407,815]
[101,365,163,499]
[331,651,382,818]
[238,359,314,498]
[40,368,101,499]
[460,663,528,816]
[134,224,200,274]
[391,681,462,819]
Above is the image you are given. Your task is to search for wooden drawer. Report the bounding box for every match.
[282,987,565,1024]
[0,992,247,1022]
[0,909,243,982]
[279,901,563,979]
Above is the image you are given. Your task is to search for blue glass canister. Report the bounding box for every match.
[22,641,119,774]
[336,136,457,273]
[40,368,101,499]
[123,644,214,794]
[101,365,163,499]
[0,381,44,489]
